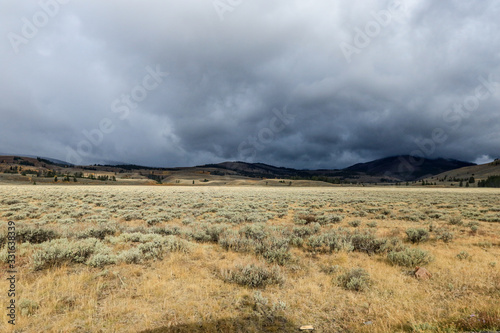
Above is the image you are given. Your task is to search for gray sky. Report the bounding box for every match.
[1,0,499,169]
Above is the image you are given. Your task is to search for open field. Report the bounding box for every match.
[0,186,499,332]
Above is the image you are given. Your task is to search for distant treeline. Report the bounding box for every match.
[477,175,500,188]
[105,164,158,171]
[206,164,359,182]
[143,173,164,184]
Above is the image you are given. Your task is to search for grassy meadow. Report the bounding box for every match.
[0,185,499,332]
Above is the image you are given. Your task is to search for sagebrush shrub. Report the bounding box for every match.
[32,238,109,270]
[256,238,290,265]
[146,218,160,226]
[387,248,433,267]
[294,211,317,225]
[112,232,168,244]
[87,253,117,268]
[320,264,341,274]
[348,220,361,227]
[151,226,181,236]
[307,231,354,253]
[456,251,471,260]
[240,224,267,241]
[77,226,116,240]
[380,237,406,253]
[436,229,454,243]
[219,231,255,253]
[203,224,228,242]
[261,248,292,266]
[221,263,285,288]
[17,227,59,244]
[337,268,372,291]
[317,214,343,225]
[292,223,320,238]
[182,217,195,225]
[350,231,387,255]
[117,236,190,263]
[189,223,228,243]
[251,291,287,321]
[138,241,165,260]
[405,228,430,244]
[118,248,142,264]
[449,216,463,225]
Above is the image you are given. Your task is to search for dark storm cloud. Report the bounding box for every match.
[1,0,499,169]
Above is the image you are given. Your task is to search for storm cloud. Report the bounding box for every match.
[1,0,499,169]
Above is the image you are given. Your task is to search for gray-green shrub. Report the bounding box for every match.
[387,248,433,267]
[348,220,361,227]
[77,226,116,240]
[292,223,320,238]
[449,216,463,226]
[317,214,343,225]
[17,227,59,244]
[436,230,454,243]
[350,231,387,255]
[240,224,267,241]
[32,238,109,270]
[405,228,430,244]
[221,263,285,288]
[219,231,255,253]
[87,253,117,268]
[337,268,372,291]
[256,237,292,266]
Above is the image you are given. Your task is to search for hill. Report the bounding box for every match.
[345,155,475,181]
[201,156,474,183]
[421,159,500,186]
[0,154,478,185]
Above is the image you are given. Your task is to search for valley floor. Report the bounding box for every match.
[0,186,499,332]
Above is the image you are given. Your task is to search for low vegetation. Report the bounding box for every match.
[0,186,498,332]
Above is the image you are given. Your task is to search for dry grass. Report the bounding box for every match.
[0,186,499,332]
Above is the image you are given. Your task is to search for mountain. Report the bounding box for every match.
[0,154,477,184]
[345,155,476,181]
[202,156,475,182]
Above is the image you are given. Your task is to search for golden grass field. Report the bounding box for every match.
[0,185,499,332]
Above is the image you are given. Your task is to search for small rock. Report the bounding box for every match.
[414,266,432,280]
[299,325,314,331]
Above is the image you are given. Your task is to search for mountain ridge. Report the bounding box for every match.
[0,154,480,183]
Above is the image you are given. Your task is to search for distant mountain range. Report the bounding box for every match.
[201,156,475,182]
[0,154,479,183]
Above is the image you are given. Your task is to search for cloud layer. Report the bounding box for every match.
[1,0,499,168]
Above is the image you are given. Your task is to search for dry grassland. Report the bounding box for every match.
[0,185,499,332]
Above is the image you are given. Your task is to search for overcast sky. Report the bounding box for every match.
[1,0,499,169]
